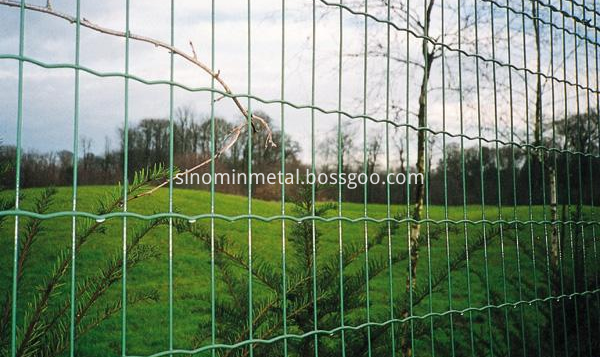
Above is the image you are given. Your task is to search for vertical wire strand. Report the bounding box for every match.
[504,3,528,354]
[69,0,82,355]
[580,2,595,354]
[336,1,347,355]
[546,0,559,350]
[536,2,558,355]
[421,0,434,354]
[519,0,542,354]
[549,0,570,351]
[361,0,372,355]
[121,0,131,355]
[550,3,569,355]
[280,0,288,355]
[11,1,26,356]
[560,0,581,354]
[441,0,457,354]
[571,1,590,354]
[168,0,175,353]
[513,0,541,354]
[566,1,582,355]
[472,0,494,354]
[591,0,600,346]
[404,0,416,353]
[384,0,396,354]
[489,1,511,354]
[246,0,254,355]
[5,1,600,357]
[310,1,319,355]
[210,0,217,356]
[456,0,475,354]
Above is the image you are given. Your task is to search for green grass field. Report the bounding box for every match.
[1,186,597,356]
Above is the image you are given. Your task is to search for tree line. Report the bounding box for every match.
[1,109,598,205]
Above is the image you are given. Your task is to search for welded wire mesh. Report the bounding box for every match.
[1,0,600,356]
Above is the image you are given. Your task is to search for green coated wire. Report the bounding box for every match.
[518,0,542,354]
[485,0,596,48]
[441,0,457,354]
[310,1,319,355]
[0,58,595,162]
[280,0,288,356]
[547,2,560,352]
[69,0,81,355]
[318,0,598,95]
[560,0,581,354]
[11,1,26,356]
[2,53,593,162]
[2,0,598,97]
[549,1,570,351]
[581,2,595,352]
[581,2,596,354]
[246,1,254,356]
[361,1,372,356]
[119,291,600,357]
[456,0,476,354]
[571,1,590,354]
[472,0,494,354]
[168,0,175,354]
[383,0,396,355]
[571,0,592,353]
[530,3,556,356]
[404,0,416,353]
[3,1,600,356]
[423,102,433,356]
[533,2,557,356]
[567,0,600,15]
[210,0,217,356]
[489,2,511,354]
[121,0,131,355]
[421,1,434,355]
[591,0,600,344]
[336,1,347,356]
[0,57,597,164]
[5,207,600,225]
[504,3,529,354]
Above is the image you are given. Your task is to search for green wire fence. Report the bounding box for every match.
[1,0,599,356]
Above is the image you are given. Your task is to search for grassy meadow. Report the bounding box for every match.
[1,186,598,356]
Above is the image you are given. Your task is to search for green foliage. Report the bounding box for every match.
[1,186,594,356]
[175,182,504,357]
[0,168,169,357]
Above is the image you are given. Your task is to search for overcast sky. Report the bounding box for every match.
[0,0,596,166]
[1,0,365,163]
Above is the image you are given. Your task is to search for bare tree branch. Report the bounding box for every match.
[0,0,276,199]
[347,49,426,69]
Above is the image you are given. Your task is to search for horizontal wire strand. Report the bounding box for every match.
[0,54,597,161]
[1,209,600,226]
[125,289,600,357]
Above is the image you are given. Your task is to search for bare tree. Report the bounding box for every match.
[319,124,357,173]
[367,130,383,175]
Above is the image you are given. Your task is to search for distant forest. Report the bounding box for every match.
[1,108,599,205]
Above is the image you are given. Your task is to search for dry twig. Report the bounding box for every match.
[0,0,277,199]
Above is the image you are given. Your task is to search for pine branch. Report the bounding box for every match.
[181,222,282,292]
[0,188,56,346]
[14,168,167,357]
[43,219,164,340]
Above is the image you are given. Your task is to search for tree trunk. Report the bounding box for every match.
[530,0,560,292]
[402,2,436,355]
[406,49,434,292]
